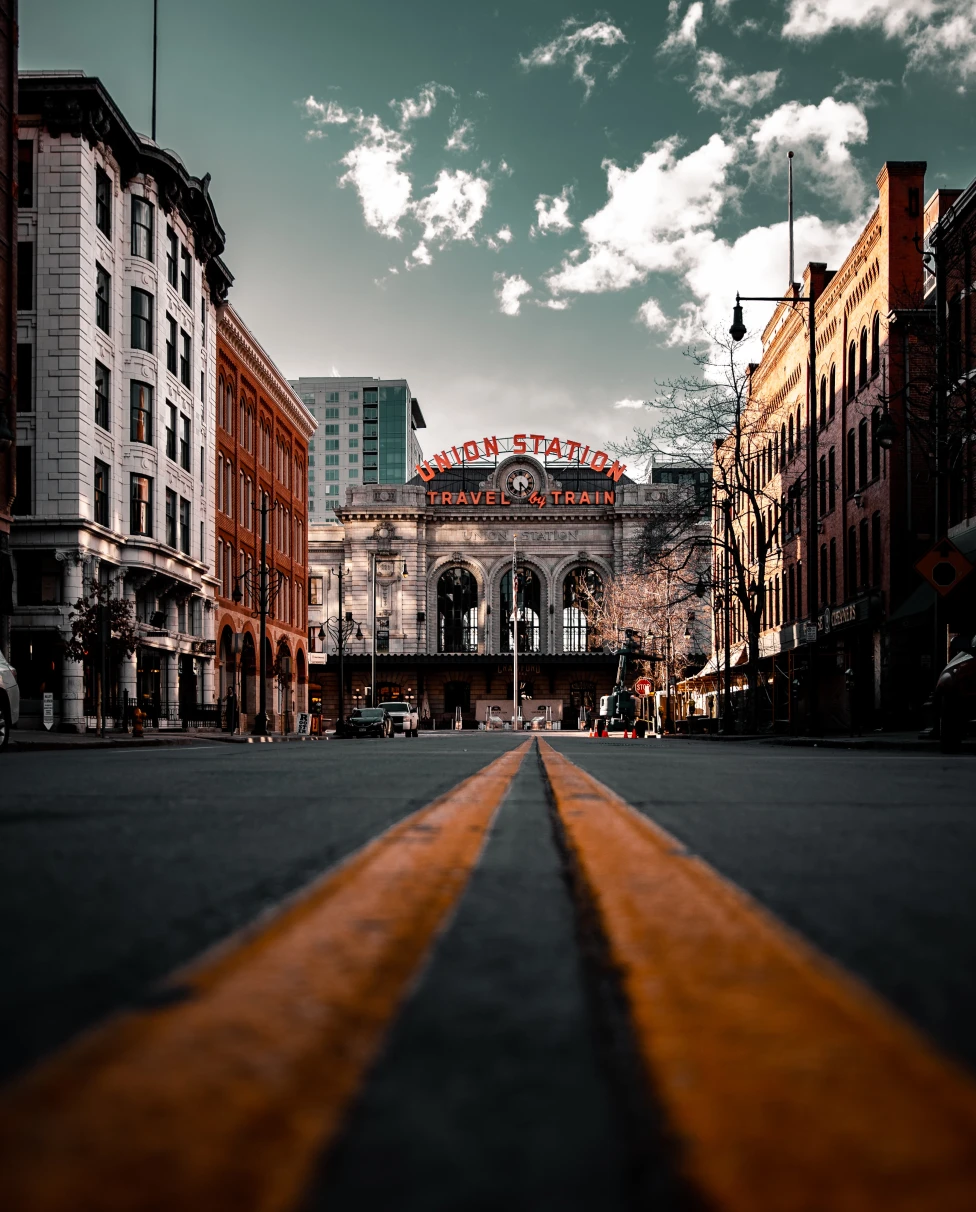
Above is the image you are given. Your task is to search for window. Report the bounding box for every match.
[846,428,855,496]
[908,186,920,218]
[180,329,191,387]
[94,460,110,526]
[847,526,857,593]
[131,196,154,260]
[166,227,178,287]
[166,314,177,373]
[17,139,34,208]
[131,288,153,352]
[870,409,881,480]
[17,343,33,412]
[563,567,603,652]
[94,264,109,334]
[324,439,339,451]
[130,380,154,444]
[828,366,836,419]
[872,512,882,586]
[200,370,205,402]
[348,453,359,464]
[201,292,207,344]
[871,313,880,378]
[180,415,191,471]
[324,406,339,419]
[324,453,339,466]
[130,474,153,535]
[180,497,191,554]
[325,469,339,481]
[828,447,836,511]
[788,415,794,460]
[166,489,178,547]
[858,418,868,489]
[859,327,868,389]
[95,167,112,236]
[819,376,826,429]
[17,242,33,309]
[348,404,359,415]
[180,246,192,305]
[829,539,837,604]
[443,682,471,715]
[166,402,177,460]
[348,423,359,434]
[818,455,827,517]
[847,341,856,401]
[859,517,869,589]
[348,438,359,449]
[364,388,377,404]
[13,445,32,515]
[500,567,541,653]
[324,424,339,435]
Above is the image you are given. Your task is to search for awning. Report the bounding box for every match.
[692,644,748,677]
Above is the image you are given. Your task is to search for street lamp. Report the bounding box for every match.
[231,494,282,736]
[731,277,820,734]
[876,410,897,451]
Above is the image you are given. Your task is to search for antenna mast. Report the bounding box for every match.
[788,150,795,288]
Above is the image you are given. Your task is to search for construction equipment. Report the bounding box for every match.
[598,629,642,732]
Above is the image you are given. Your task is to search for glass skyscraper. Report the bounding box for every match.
[289,377,425,524]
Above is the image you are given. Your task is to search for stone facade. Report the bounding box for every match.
[10,73,231,729]
[0,0,16,654]
[307,448,663,728]
[214,305,315,733]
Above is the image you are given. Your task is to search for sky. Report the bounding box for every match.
[21,0,976,461]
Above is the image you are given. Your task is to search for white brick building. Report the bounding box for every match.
[11,73,232,729]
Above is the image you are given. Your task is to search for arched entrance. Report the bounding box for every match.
[240,632,256,718]
[562,567,604,652]
[437,567,478,652]
[296,649,307,713]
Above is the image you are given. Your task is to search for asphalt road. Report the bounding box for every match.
[1,733,974,1209]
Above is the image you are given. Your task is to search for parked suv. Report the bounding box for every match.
[378,701,419,737]
[934,632,976,753]
[0,650,20,751]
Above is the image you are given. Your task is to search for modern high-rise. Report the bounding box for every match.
[288,377,425,523]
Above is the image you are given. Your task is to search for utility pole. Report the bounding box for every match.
[369,551,376,708]
[511,533,518,730]
[254,495,270,736]
[151,0,158,141]
[336,562,346,735]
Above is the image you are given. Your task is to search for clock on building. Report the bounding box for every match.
[505,467,536,498]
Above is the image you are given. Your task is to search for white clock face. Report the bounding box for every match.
[506,468,535,498]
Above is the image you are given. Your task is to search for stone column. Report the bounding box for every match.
[59,553,85,732]
[202,598,216,706]
[121,576,138,716]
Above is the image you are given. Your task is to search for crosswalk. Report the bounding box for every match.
[2,738,975,1211]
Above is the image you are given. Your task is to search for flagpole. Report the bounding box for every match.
[512,532,518,730]
[151,0,158,141]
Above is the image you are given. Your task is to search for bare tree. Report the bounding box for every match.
[618,335,789,731]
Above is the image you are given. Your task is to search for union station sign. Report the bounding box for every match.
[415,434,627,510]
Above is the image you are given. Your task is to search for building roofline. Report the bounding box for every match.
[18,72,233,301]
[218,304,317,440]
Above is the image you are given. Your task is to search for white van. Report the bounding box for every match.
[0,650,21,750]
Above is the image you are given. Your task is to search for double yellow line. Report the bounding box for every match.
[3,738,976,1211]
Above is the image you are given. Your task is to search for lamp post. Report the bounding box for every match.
[323,561,362,736]
[367,553,409,710]
[731,282,819,733]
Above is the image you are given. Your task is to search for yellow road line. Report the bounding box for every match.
[539,739,976,1212]
[0,742,530,1212]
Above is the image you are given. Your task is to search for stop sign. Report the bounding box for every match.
[634,677,653,696]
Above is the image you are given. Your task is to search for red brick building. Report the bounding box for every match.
[709,161,951,732]
[0,0,17,653]
[214,305,315,731]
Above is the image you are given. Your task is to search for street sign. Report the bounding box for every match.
[915,539,973,597]
[296,712,310,735]
[42,692,54,731]
[634,677,654,696]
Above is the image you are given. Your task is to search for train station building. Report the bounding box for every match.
[306,434,666,729]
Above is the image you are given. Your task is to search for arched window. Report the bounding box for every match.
[848,340,857,401]
[859,328,868,389]
[829,365,836,419]
[870,312,880,377]
[796,404,802,451]
[240,397,246,444]
[217,377,225,429]
[788,414,795,460]
[780,424,786,470]
[437,566,478,653]
[500,567,541,653]
[819,376,827,429]
[562,567,603,652]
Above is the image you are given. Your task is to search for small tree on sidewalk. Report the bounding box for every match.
[64,582,141,733]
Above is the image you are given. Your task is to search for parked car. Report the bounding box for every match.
[0,650,20,751]
[345,707,393,739]
[933,632,975,753]
[378,700,420,736]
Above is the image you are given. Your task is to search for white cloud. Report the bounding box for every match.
[661,1,705,53]
[783,0,976,79]
[637,298,669,332]
[519,18,628,98]
[541,298,570,310]
[393,83,455,128]
[446,118,475,152]
[692,50,779,110]
[415,169,491,249]
[302,97,353,126]
[495,273,533,316]
[337,115,415,239]
[531,186,574,237]
[411,242,433,266]
[613,397,647,409]
[748,97,870,209]
[485,226,514,252]
[545,134,736,297]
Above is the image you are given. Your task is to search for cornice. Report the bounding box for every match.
[218,305,316,441]
[19,73,233,302]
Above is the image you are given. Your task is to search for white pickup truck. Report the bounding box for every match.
[378,700,420,737]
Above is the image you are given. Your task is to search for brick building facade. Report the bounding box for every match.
[710,160,975,732]
[0,0,16,654]
[214,305,315,732]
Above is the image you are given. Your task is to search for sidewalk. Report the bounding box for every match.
[681,730,976,754]
[6,728,325,752]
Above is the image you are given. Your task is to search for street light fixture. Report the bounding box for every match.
[875,411,897,450]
